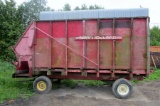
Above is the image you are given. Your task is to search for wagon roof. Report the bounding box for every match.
[39,8,149,21]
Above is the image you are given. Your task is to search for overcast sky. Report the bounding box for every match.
[15,0,160,27]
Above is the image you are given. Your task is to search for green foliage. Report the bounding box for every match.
[0,61,34,103]
[150,26,160,46]
[0,0,23,61]
[144,68,160,81]
[61,79,105,89]
[89,5,104,10]
[81,4,88,10]
[74,6,81,10]
[0,0,50,61]
[131,69,160,84]
[74,4,104,10]
[78,80,106,86]
[17,0,51,29]
[61,79,78,88]
[0,0,104,62]
[63,3,71,11]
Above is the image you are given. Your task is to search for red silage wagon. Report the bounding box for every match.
[12,9,150,99]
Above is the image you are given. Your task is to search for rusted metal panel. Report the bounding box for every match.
[85,20,98,68]
[68,21,83,68]
[52,21,66,67]
[150,46,160,52]
[35,22,51,68]
[99,20,113,69]
[132,19,147,70]
[115,19,131,69]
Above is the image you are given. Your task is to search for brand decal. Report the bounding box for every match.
[75,36,122,40]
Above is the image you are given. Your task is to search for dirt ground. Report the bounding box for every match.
[1,80,160,106]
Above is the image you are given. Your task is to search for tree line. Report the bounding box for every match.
[0,0,159,62]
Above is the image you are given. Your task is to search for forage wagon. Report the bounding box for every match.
[12,8,150,99]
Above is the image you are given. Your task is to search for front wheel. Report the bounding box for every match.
[33,76,52,94]
[112,78,133,99]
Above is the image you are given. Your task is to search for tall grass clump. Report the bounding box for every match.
[0,61,33,103]
[144,68,160,81]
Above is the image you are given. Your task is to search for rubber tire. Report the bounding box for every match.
[33,76,52,94]
[112,78,133,99]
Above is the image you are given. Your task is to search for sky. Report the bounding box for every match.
[15,0,160,27]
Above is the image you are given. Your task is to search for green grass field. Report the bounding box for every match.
[0,61,34,103]
[0,61,160,103]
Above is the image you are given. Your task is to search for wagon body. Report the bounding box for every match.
[13,8,150,80]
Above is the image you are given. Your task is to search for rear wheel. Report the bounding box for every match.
[112,78,133,99]
[33,76,52,94]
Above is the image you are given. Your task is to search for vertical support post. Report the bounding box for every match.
[32,22,36,77]
[50,21,52,69]
[65,20,68,76]
[146,17,150,77]
[83,20,86,69]
[129,18,133,79]
[111,18,116,78]
[97,19,100,77]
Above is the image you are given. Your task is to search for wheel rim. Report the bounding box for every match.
[117,84,129,96]
[37,81,47,91]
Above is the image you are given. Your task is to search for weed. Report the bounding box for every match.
[61,79,78,89]
[61,79,106,88]
[131,68,160,84]
[144,68,160,81]
[78,80,106,86]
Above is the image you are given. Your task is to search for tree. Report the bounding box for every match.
[17,0,51,29]
[0,0,23,61]
[81,4,88,10]
[89,5,104,9]
[63,3,71,11]
[74,4,104,11]
[0,0,51,61]
[74,6,81,10]
[150,26,160,46]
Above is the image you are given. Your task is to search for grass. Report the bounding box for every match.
[0,61,160,103]
[131,68,160,84]
[0,61,105,103]
[61,79,106,88]
[0,61,34,103]
[144,68,160,81]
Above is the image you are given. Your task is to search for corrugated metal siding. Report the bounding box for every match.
[39,8,149,20]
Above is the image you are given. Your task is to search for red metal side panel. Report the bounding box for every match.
[33,18,147,73]
[35,22,51,68]
[115,19,131,69]
[52,21,66,68]
[132,19,147,70]
[68,20,83,68]
[15,22,35,56]
[85,20,98,68]
[99,20,113,69]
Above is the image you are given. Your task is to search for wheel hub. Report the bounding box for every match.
[117,84,129,96]
[37,81,47,91]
